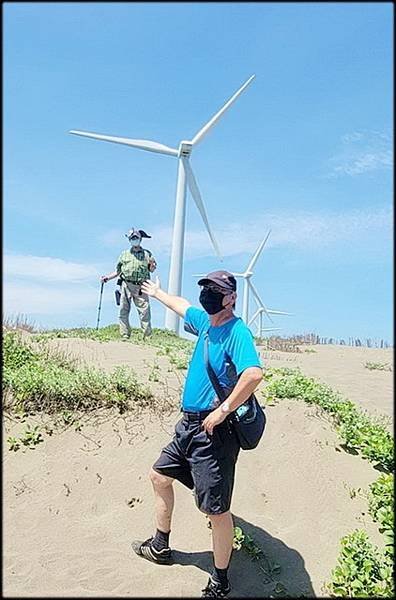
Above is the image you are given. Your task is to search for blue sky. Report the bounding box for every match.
[4,2,393,342]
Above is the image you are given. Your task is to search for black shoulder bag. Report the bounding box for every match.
[204,333,266,450]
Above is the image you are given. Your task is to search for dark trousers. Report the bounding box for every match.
[153,411,240,515]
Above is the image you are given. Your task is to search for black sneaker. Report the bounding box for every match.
[131,536,172,565]
[201,577,231,598]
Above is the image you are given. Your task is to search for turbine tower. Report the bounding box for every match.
[69,75,255,334]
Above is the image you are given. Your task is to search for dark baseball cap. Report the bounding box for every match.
[198,270,237,292]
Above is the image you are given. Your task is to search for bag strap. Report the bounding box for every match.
[204,333,227,402]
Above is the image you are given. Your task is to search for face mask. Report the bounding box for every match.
[129,237,141,247]
[199,288,226,315]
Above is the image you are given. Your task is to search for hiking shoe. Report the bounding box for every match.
[131,536,172,565]
[201,578,231,598]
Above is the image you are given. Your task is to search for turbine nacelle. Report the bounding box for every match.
[178,141,193,158]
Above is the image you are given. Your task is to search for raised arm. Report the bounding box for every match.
[141,277,191,318]
[101,270,118,283]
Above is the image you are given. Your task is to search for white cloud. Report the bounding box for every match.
[3,281,99,315]
[3,206,391,329]
[3,255,104,322]
[4,255,100,282]
[326,130,393,177]
[100,206,392,260]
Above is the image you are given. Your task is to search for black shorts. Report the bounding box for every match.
[153,411,240,515]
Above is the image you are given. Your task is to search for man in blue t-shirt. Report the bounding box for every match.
[132,270,263,598]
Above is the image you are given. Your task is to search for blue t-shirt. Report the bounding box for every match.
[182,306,262,411]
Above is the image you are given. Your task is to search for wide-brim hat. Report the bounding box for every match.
[125,228,151,239]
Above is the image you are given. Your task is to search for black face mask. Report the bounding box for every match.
[199,288,225,315]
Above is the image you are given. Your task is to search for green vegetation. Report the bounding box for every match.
[263,367,393,471]
[328,474,394,597]
[147,359,161,382]
[4,324,393,595]
[232,526,286,591]
[7,424,44,452]
[7,436,21,452]
[368,474,394,553]
[327,530,393,597]
[233,526,263,560]
[3,330,155,416]
[365,362,392,372]
[263,367,394,597]
[34,324,193,352]
[33,324,194,370]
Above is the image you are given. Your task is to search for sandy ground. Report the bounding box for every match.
[3,339,393,597]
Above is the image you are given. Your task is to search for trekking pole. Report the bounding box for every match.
[96,281,104,330]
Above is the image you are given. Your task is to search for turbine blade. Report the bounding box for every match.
[260,328,282,332]
[266,309,293,316]
[69,130,178,156]
[191,75,255,146]
[231,272,246,277]
[183,158,222,259]
[248,308,261,326]
[246,230,271,272]
[249,281,274,323]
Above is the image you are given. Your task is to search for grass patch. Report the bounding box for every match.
[3,330,155,416]
[365,362,392,372]
[33,324,193,349]
[33,324,194,371]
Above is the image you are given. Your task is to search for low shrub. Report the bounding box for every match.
[365,362,392,372]
[327,530,394,597]
[368,474,394,553]
[3,331,154,415]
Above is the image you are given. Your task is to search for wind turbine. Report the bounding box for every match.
[250,308,283,337]
[194,230,292,327]
[230,230,290,325]
[69,75,255,334]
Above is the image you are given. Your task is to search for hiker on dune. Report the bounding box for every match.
[100,228,157,340]
[132,271,263,598]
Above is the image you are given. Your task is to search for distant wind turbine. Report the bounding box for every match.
[231,230,291,325]
[69,75,255,334]
[194,230,292,327]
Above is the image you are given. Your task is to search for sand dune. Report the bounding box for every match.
[3,340,392,597]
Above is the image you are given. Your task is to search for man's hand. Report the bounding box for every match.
[141,276,161,298]
[202,407,227,436]
[148,258,157,273]
[141,278,190,317]
[100,275,109,283]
